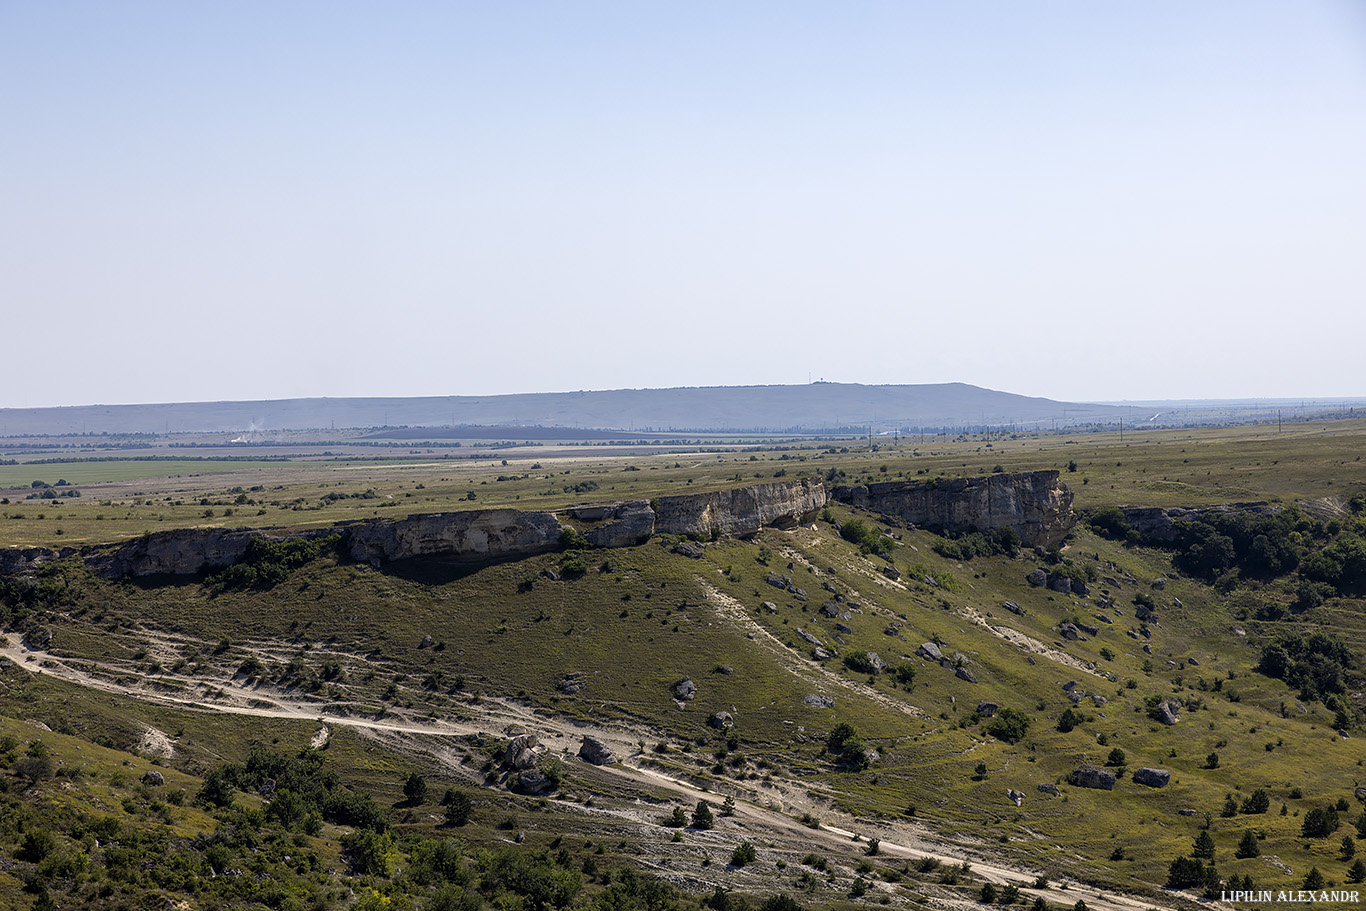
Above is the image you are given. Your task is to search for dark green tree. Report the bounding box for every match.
[1235,829,1260,859]
[403,772,429,805]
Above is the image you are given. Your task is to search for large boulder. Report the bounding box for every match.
[1155,699,1181,726]
[1069,766,1116,790]
[1132,767,1171,788]
[504,734,544,770]
[578,736,617,765]
[673,677,697,701]
[917,642,944,662]
[1026,568,1048,587]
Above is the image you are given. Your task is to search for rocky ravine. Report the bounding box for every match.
[0,471,1075,579]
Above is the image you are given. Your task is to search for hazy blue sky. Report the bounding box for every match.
[4,2,1363,408]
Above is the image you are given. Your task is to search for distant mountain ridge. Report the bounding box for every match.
[0,383,1141,436]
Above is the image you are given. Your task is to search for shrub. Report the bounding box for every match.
[987,708,1031,744]
[691,800,714,830]
[730,842,757,867]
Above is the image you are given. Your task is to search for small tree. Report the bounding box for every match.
[730,841,757,867]
[1105,748,1127,767]
[1303,806,1342,838]
[1240,788,1270,814]
[1342,834,1358,860]
[1193,830,1216,860]
[1304,866,1325,891]
[721,795,736,817]
[444,790,473,826]
[403,772,429,806]
[1205,751,1220,769]
[1235,829,1261,859]
[980,882,998,903]
[692,800,715,830]
[1347,858,1366,884]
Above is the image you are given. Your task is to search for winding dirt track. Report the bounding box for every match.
[0,639,1199,911]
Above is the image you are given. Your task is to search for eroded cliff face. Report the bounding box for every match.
[345,509,564,566]
[833,470,1075,547]
[653,478,827,538]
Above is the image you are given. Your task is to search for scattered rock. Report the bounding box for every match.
[1155,699,1181,726]
[767,573,791,589]
[141,770,165,786]
[1187,657,1200,666]
[836,623,853,635]
[1354,787,1366,802]
[917,642,943,662]
[578,736,617,765]
[1090,694,1108,707]
[1002,600,1025,615]
[955,667,978,683]
[1077,622,1100,636]
[803,694,834,709]
[1007,789,1025,807]
[1152,578,1167,590]
[708,712,734,730]
[881,565,900,581]
[23,627,52,650]
[867,652,888,672]
[761,601,778,614]
[1059,623,1083,641]
[542,569,560,582]
[1070,579,1090,596]
[797,629,823,647]
[1049,575,1072,593]
[557,673,585,695]
[419,635,433,649]
[673,678,697,701]
[1037,783,1061,796]
[716,665,735,675]
[1132,767,1171,788]
[675,542,705,560]
[1068,766,1116,790]
[820,601,841,618]
[976,702,999,717]
[813,647,832,661]
[1179,809,1200,817]
[1026,568,1048,587]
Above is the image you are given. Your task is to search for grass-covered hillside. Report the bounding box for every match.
[1,418,1365,910]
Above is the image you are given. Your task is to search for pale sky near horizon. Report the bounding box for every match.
[3,2,1364,409]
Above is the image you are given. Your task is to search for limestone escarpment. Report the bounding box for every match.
[652,478,827,538]
[833,470,1074,547]
[345,509,564,566]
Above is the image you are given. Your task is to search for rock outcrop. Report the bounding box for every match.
[1115,503,1276,543]
[832,470,1074,547]
[347,509,563,566]
[653,478,826,538]
[568,501,655,548]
